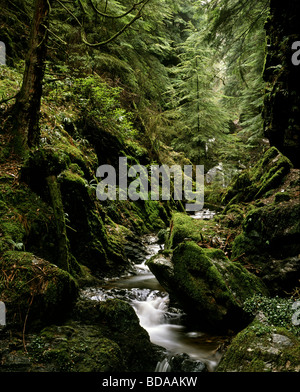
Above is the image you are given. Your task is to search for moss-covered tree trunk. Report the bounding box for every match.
[12,0,52,152]
[263,0,300,168]
[46,175,70,272]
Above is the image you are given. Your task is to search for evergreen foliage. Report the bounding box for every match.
[205,0,270,146]
[166,27,230,164]
[0,0,271,168]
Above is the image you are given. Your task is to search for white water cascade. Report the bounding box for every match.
[83,232,225,372]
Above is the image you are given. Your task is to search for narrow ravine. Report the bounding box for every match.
[83,210,228,372]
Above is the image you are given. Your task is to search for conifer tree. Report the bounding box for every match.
[12,0,152,152]
[167,28,229,164]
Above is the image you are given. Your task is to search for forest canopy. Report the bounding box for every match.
[0,0,272,170]
[0,0,299,375]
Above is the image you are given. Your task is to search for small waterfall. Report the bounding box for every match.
[155,358,172,372]
[82,233,226,372]
[132,292,169,328]
[131,291,184,352]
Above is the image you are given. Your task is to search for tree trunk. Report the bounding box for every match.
[46,175,71,272]
[13,0,52,152]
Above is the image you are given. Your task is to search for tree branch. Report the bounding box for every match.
[87,0,145,19]
[56,0,151,48]
[57,0,82,27]
[81,0,151,48]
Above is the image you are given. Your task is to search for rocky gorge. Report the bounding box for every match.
[1,140,299,372]
[1,0,300,375]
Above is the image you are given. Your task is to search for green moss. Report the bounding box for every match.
[168,241,268,331]
[222,147,293,205]
[0,251,78,329]
[144,200,166,230]
[217,320,300,372]
[222,171,252,205]
[28,323,124,372]
[255,165,290,199]
[166,212,221,249]
[231,202,300,266]
[231,232,262,261]
[68,163,85,177]
[58,168,87,187]
[0,175,60,263]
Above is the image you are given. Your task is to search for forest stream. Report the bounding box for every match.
[82,210,227,372]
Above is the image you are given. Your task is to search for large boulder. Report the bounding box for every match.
[0,298,161,372]
[0,251,78,329]
[217,315,300,372]
[231,196,300,295]
[147,242,268,333]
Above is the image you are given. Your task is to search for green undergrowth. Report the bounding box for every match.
[217,318,300,372]
[243,294,300,336]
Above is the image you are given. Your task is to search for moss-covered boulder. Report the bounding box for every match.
[0,251,78,329]
[147,242,268,333]
[222,147,293,206]
[165,212,227,250]
[5,298,160,372]
[31,323,124,372]
[0,298,161,372]
[217,317,300,372]
[231,200,300,294]
[232,202,300,260]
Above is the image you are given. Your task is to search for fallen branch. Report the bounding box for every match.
[231,253,246,262]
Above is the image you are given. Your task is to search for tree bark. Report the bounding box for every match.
[46,175,70,272]
[13,0,52,152]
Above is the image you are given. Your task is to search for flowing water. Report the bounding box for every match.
[83,211,227,372]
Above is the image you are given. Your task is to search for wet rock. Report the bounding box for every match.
[169,353,208,372]
[146,254,174,293]
[147,242,268,333]
[217,317,300,372]
[0,251,78,329]
[231,202,300,294]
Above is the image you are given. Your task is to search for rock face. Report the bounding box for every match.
[263,0,300,168]
[222,147,293,205]
[0,298,160,372]
[217,316,300,372]
[231,202,300,294]
[147,241,268,333]
[221,147,300,295]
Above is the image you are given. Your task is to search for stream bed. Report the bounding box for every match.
[83,220,228,372]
